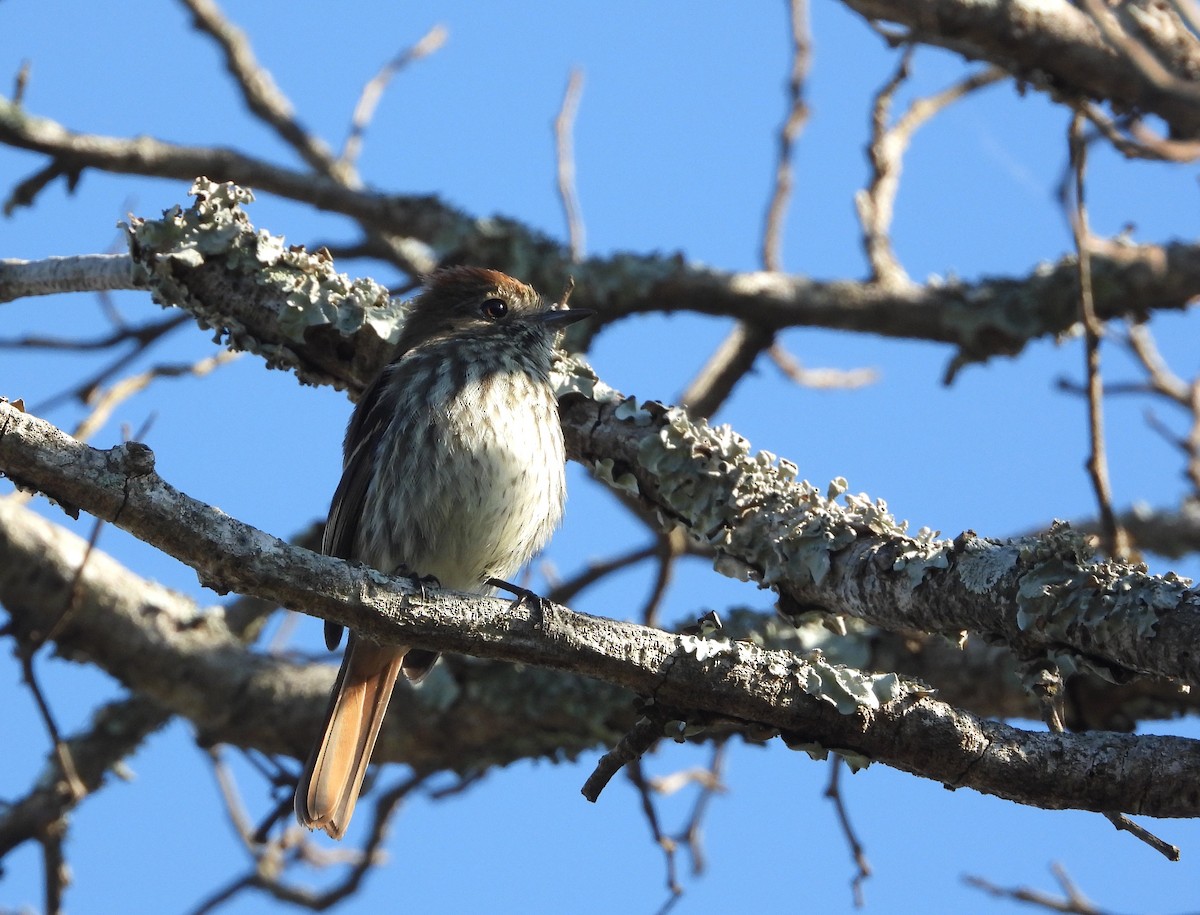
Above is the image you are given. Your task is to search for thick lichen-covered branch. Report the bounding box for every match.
[3,139,1197,369]
[554,368,1200,687]
[0,497,631,778]
[3,400,1200,818]
[85,183,1200,687]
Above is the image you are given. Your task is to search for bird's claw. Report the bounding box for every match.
[487,577,552,630]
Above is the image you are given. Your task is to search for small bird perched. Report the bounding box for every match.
[295,266,590,839]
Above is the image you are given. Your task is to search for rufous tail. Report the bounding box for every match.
[295,637,406,839]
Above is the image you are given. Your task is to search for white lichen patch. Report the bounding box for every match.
[679,633,732,661]
[551,352,623,404]
[796,650,900,715]
[1013,522,1193,665]
[957,537,1020,594]
[626,404,928,593]
[590,457,639,495]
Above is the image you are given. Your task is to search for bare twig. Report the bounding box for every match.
[856,52,1005,287]
[1102,811,1180,861]
[179,0,346,182]
[761,0,811,273]
[188,769,423,914]
[38,818,69,915]
[767,342,879,390]
[639,528,686,628]
[554,68,586,262]
[680,0,813,419]
[340,25,448,170]
[1080,101,1200,162]
[0,312,187,352]
[1124,322,1200,497]
[0,253,140,303]
[545,541,660,606]
[9,515,108,911]
[18,516,107,803]
[627,758,684,912]
[672,742,727,878]
[582,715,662,803]
[1068,111,1127,560]
[965,862,1106,914]
[678,322,776,418]
[825,757,872,907]
[70,349,241,443]
[13,59,30,107]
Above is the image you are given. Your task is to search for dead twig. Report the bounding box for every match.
[340,25,448,170]
[1067,111,1128,560]
[554,68,586,262]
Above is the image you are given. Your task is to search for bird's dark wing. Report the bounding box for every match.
[321,365,398,649]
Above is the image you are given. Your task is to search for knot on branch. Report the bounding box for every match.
[107,441,155,478]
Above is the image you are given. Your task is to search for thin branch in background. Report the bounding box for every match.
[825,757,871,907]
[340,25,448,170]
[680,0,812,419]
[70,349,241,443]
[18,516,107,804]
[38,818,68,915]
[667,741,727,879]
[624,744,728,915]
[1125,324,1192,405]
[761,0,811,273]
[965,862,1106,914]
[767,342,879,390]
[1080,101,1200,163]
[191,757,422,914]
[1124,323,1200,497]
[179,0,344,182]
[4,159,83,217]
[208,747,259,852]
[678,322,777,418]
[1079,0,1200,103]
[1186,380,1200,498]
[554,68,586,262]
[857,46,914,286]
[639,528,686,628]
[12,515,107,913]
[856,51,1005,287]
[182,0,446,277]
[13,59,30,107]
[544,541,659,606]
[627,758,684,914]
[0,312,186,352]
[1067,111,1128,561]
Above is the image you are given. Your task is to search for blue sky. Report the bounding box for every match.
[3,2,1200,913]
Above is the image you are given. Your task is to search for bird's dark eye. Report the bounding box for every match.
[480,298,508,320]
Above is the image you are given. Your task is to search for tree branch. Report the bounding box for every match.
[3,402,1200,819]
[841,0,1200,139]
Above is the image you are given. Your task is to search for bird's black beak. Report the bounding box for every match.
[531,307,593,328]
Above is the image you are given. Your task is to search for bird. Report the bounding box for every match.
[294,266,590,839]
